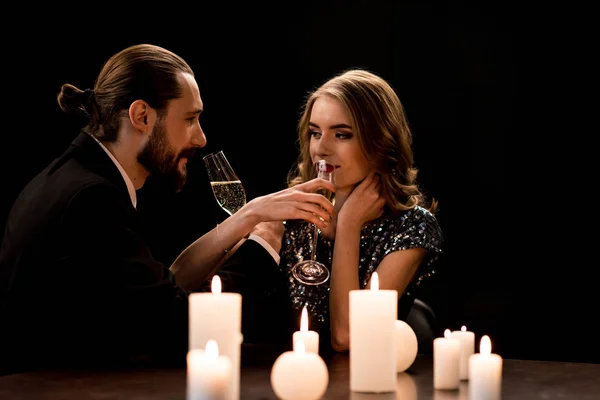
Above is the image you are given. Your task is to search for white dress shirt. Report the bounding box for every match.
[89,134,279,264]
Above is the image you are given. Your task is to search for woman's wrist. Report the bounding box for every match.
[336,214,363,232]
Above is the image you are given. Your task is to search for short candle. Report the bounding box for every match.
[451,325,475,380]
[433,329,460,390]
[293,306,319,354]
[187,340,232,400]
[469,335,503,400]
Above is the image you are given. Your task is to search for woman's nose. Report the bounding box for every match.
[315,135,333,156]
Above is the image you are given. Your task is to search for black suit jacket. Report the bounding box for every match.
[0,132,281,374]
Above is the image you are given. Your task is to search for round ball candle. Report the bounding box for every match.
[451,325,475,380]
[469,335,503,400]
[293,306,320,354]
[395,319,418,373]
[433,329,460,390]
[187,340,232,400]
[189,275,242,400]
[350,272,398,393]
[270,340,329,400]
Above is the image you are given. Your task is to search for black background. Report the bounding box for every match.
[2,4,591,363]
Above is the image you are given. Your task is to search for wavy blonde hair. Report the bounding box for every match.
[288,69,437,213]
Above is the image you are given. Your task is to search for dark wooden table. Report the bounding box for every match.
[1,348,599,399]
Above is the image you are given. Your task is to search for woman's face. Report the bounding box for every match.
[309,95,371,192]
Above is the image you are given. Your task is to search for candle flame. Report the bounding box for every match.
[370,272,379,291]
[300,306,308,332]
[461,325,467,332]
[480,335,491,355]
[444,329,451,338]
[211,275,222,294]
[295,339,306,355]
[206,339,219,360]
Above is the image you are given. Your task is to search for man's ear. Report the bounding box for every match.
[129,100,157,134]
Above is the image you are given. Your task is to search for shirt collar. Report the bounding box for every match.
[88,134,137,209]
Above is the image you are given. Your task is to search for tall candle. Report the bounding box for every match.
[469,335,502,400]
[451,325,475,380]
[350,272,398,393]
[293,306,319,354]
[187,340,232,400]
[433,329,460,390]
[189,276,242,400]
[270,340,329,400]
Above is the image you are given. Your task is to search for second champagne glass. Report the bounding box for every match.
[291,160,335,286]
[203,150,246,216]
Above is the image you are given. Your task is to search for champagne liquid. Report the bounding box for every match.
[210,180,246,215]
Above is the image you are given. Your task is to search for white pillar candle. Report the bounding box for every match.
[293,306,319,354]
[469,335,503,400]
[270,340,329,400]
[350,272,398,393]
[395,320,418,373]
[451,325,475,380]
[433,329,460,390]
[187,340,232,400]
[189,276,242,400]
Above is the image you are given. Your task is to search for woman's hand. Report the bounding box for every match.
[338,171,385,230]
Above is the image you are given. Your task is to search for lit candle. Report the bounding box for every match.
[433,329,460,390]
[350,272,398,393]
[469,335,503,400]
[187,340,232,400]
[293,306,319,354]
[451,325,475,380]
[189,275,242,400]
[395,319,418,373]
[270,340,329,400]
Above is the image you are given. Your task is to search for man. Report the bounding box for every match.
[0,44,333,374]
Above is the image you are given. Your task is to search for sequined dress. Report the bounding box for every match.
[279,205,443,334]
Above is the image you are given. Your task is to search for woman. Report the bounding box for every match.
[280,69,444,352]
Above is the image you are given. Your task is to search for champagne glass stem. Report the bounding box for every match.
[311,223,319,262]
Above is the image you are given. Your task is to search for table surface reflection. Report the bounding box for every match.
[1,346,599,399]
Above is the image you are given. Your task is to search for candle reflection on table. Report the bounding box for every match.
[350,371,417,400]
[434,381,468,400]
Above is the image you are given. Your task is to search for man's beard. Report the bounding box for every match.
[137,120,195,192]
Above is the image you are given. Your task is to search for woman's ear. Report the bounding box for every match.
[129,100,157,134]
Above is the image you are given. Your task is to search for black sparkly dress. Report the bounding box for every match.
[279,205,444,351]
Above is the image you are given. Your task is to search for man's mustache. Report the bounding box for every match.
[178,148,196,160]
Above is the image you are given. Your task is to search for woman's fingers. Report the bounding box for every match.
[298,178,336,195]
[300,192,334,214]
[290,200,332,225]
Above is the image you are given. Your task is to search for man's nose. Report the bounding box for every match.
[191,126,207,148]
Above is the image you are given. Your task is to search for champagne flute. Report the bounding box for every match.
[291,160,335,286]
[203,150,246,215]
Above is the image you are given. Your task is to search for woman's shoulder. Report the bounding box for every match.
[384,205,440,228]
[379,205,443,250]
